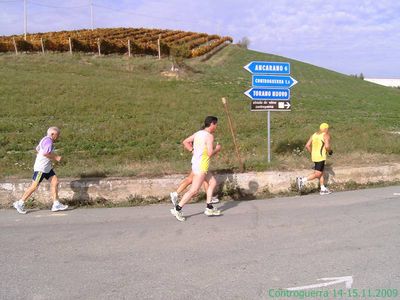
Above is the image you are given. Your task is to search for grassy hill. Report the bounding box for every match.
[0,45,399,179]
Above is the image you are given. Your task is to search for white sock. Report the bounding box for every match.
[321,185,327,191]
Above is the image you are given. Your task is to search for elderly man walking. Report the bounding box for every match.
[13,127,68,214]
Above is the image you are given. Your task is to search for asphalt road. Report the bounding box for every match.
[1,186,399,300]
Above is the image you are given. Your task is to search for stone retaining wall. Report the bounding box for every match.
[1,163,399,207]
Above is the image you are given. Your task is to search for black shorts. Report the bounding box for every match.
[32,169,56,185]
[313,161,325,172]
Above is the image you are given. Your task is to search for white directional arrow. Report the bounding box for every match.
[287,276,353,291]
[290,77,298,88]
[284,102,291,109]
[244,89,252,100]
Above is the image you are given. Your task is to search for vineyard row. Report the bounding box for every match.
[0,28,233,58]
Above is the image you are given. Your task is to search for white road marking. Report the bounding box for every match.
[287,276,353,291]
[34,213,67,218]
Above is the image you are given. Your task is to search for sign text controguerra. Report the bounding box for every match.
[252,75,297,89]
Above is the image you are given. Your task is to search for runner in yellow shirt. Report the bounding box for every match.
[296,123,333,195]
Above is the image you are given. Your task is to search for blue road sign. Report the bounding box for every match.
[252,75,298,88]
[244,61,290,75]
[244,88,290,100]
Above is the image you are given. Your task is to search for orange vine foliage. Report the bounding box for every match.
[0,27,232,57]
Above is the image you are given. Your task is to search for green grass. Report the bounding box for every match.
[1,45,399,179]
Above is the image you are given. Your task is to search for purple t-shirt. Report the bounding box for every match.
[33,136,54,173]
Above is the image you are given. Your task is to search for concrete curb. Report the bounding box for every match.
[1,163,400,207]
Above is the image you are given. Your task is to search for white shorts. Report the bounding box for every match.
[192,163,208,175]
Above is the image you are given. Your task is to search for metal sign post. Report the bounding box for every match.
[244,61,297,163]
[267,111,271,163]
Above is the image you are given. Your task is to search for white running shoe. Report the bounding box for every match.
[51,200,68,212]
[13,200,27,214]
[170,208,185,221]
[320,189,332,195]
[210,196,219,204]
[204,207,222,216]
[170,192,178,206]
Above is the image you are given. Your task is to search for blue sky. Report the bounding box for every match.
[1,0,399,78]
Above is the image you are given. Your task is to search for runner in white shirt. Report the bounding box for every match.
[13,127,68,214]
[170,116,222,221]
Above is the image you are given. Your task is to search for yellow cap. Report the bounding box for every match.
[320,123,329,130]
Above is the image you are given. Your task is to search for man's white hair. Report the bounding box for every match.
[47,127,60,136]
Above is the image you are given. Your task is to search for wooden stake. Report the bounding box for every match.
[157,34,161,60]
[68,37,72,54]
[97,38,101,56]
[128,39,131,57]
[222,97,245,172]
[40,37,45,54]
[12,37,18,55]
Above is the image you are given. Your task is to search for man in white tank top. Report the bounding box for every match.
[170,116,222,221]
[13,127,68,214]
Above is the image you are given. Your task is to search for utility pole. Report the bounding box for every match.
[90,0,94,30]
[24,0,27,40]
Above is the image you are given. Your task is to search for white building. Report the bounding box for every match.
[364,78,400,88]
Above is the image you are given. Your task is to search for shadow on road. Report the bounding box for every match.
[218,200,240,212]
[185,211,205,219]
